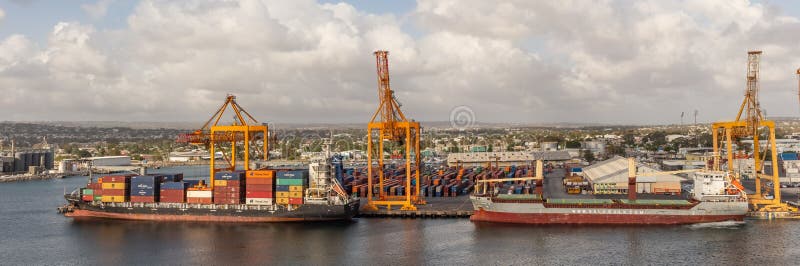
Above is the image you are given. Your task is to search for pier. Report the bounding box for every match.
[357,196,474,218]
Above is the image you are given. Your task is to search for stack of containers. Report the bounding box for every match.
[100,175,131,203]
[245,170,275,205]
[83,182,102,201]
[213,171,245,204]
[130,175,163,203]
[160,181,187,203]
[276,170,308,205]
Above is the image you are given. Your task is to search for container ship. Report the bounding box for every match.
[470,169,749,225]
[59,156,359,222]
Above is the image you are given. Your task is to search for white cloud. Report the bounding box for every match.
[0,8,5,23]
[2,0,800,124]
[81,0,115,20]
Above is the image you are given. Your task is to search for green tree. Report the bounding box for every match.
[583,149,595,162]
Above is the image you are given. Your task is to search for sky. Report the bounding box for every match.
[1,0,800,125]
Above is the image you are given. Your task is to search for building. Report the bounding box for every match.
[581,141,606,155]
[446,151,571,167]
[168,151,208,162]
[583,156,688,194]
[87,156,131,166]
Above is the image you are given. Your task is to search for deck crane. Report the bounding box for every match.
[364,50,425,211]
[177,94,268,189]
[711,51,797,214]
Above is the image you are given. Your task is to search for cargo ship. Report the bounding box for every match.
[59,155,359,222]
[470,170,749,225]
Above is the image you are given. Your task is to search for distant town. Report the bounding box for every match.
[3,119,800,182]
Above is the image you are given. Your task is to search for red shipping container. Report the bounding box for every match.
[159,195,185,203]
[245,184,273,191]
[214,186,242,193]
[187,197,213,204]
[94,188,103,196]
[101,175,132,183]
[81,195,94,202]
[245,191,273,198]
[103,189,126,196]
[130,196,156,203]
[288,198,303,204]
[247,178,273,185]
[214,198,241,204]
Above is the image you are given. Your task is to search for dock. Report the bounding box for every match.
[357,196,474,218]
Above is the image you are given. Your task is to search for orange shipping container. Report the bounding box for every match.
[247,170,275,178]
[289,191,303,198]
[276,197,289,204]
[247,178,273,185]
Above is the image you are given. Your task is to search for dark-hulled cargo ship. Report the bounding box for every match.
[60,156,359,222]
[470,170,749,225]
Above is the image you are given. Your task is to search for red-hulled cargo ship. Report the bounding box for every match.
[470,171,749,225]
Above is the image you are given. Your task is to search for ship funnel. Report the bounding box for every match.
[628,157,636,201]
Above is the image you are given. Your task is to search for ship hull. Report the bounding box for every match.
[470,196,748,225]
[471,209,744,225]
[64,200,359,223]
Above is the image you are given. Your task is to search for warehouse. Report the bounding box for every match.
[583,156,687,194]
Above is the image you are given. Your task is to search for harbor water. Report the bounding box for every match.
[1,167,800,265]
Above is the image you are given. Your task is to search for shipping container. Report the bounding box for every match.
[214,180,228,187]
[215,171,245,180]
[276,179,304,186]
[277,170,309,179]
[102,189,126,196]
[101,183,128,189]
[288,198,303,204]
[245,184,273,191]
[245,191,273,198]
[276,192,290,198]
[289,186,303,192]
[187,197,213,204]
[245,198,273,205]
[161,181,187,190]
[246,170,275,178]
[276,197,289,204]
[131,189,156,196]
[81,195,94,202]
[130,196,156,203]
[187,190,212,198]
[101,195,126,203]
[289,191,303,198]
[93,195,102,201]
[156,173,184,182]
[100,175,132,183]
[275,185,290,191]
[82,189,94,195]
[247,177,273,185]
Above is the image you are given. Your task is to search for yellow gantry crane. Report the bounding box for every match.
[711,51,796,213]
[364,50,425,211]
[177,95,268,189]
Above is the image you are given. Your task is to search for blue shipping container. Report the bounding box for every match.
[161,182,186,190]
[131,182,156,190]
[132,188,156,196]
[184,180,202,187]
[215,171,245,180]
[277,170,309,179]
[156,173,184,182]
[275,185,290,191]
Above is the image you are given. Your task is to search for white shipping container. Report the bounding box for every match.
[246,198,274,205]
[187,190,212,198]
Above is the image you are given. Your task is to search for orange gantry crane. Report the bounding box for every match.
[364,50,425,211]
[177,94,268,189]
[711,51,796,213]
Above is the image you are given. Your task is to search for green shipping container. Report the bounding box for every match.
[276,179,304,186]
[82,189,94,195]
[93,195,102,201]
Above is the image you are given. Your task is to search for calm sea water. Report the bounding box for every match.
[1,167,800,265]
